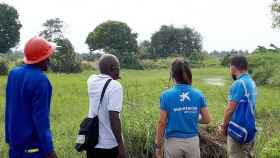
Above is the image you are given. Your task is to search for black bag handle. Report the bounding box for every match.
[97,79,112,115]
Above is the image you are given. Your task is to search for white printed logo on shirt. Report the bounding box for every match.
[180,92,190,102]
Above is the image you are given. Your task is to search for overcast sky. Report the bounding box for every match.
[3,0,280,53]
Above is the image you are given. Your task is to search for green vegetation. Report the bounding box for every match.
[86,20,142,69]
[260,135,280,158]
[39,18,64,41]
[51,38,82,73]
[1,67,279,157]
[150,25,202,58]
[0,3,22,53]
[248,52,280,86]
[0,59,8,76]
[38,18,83,73]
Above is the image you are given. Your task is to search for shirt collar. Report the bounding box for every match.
[237,73,249,79]
[24,64,41,70]
[98,74,112,79]
[174,84,192,89]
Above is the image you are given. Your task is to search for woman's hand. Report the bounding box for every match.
[155,148,162,158]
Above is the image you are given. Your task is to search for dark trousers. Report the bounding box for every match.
[9,149,45,158]
[87,147,119,158]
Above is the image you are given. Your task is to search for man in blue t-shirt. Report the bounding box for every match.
[5,37,58,158]
[219,55,257,158]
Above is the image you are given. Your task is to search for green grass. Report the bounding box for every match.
[1,67,280,157]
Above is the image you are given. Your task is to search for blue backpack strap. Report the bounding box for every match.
[240,80,255,117]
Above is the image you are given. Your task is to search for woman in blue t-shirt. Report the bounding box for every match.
[155,58,211,158]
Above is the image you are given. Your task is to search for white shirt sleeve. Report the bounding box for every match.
[87,76,97,118]
[107,82,123,112]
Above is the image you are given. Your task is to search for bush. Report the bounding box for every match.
[81,61,96,71]
[248,52,280,86]
[15,60,24,67]
[188,50,204,68]
[140,58,171,69]
[120,53,144,70]
[0,59,8,75]
[251,65,274,85]
[220,54,231,67]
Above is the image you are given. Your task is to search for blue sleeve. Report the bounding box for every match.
[32,78,54,155]
[200,93,208,109]
[160,94,168,111]
[228,81,244,103]
[5,72,12,143]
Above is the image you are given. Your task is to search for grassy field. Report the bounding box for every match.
[0,67,280,157]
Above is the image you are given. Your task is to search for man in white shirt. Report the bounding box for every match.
[87,54,126,158]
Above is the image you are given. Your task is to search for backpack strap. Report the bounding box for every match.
[97,79,112,115]
[240,80,249,98]
[240,80,255,116]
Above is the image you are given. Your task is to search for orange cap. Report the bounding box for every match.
[23,36,56,64]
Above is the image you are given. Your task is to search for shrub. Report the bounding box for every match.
[51,38,82,73]
[15,60,24,67]
[140,58,173,69]
[248,53,280,86]
[188,51,204,68]
[220,54,231,67]
[120,53,144,70]
[0,59,8,76]
[81,61,96,71]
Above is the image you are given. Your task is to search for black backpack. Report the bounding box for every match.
[75,79,112,152]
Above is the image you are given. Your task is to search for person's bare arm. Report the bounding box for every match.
[219,101,238,135]
[155,110,167,149]
[109,111,125,158]
[199,107,211,124]
[223,101,237,126]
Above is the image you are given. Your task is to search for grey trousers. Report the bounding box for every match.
[227,136,254,158]
[164,136,200,158]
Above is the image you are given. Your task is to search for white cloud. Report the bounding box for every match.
[3,0,280,53]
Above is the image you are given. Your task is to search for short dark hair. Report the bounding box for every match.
[171,58,192,85]
[98,54,120,74]
[230,55,248,70]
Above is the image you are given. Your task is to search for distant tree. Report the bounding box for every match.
[0,3,22,53]
[80,52,99,61]
[86,20,137,54]
[86,20,142,69]
[217,49,249,66]
[189,50,204,67]
[51,38,82,73]
[150,25,202,58]
[253,45,280,54]
[138,40,153,59]
[271,0,280,29]
[39,18,64,41]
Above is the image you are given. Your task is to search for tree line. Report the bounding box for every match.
[0,2,204,72]
[1,1,280,73]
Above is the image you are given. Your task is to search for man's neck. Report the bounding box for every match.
[236,71,248,78]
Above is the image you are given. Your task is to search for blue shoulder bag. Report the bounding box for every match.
[228,80,257,144]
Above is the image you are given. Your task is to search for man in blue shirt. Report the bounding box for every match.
[5,37,58,158]
[219,55,257,158]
